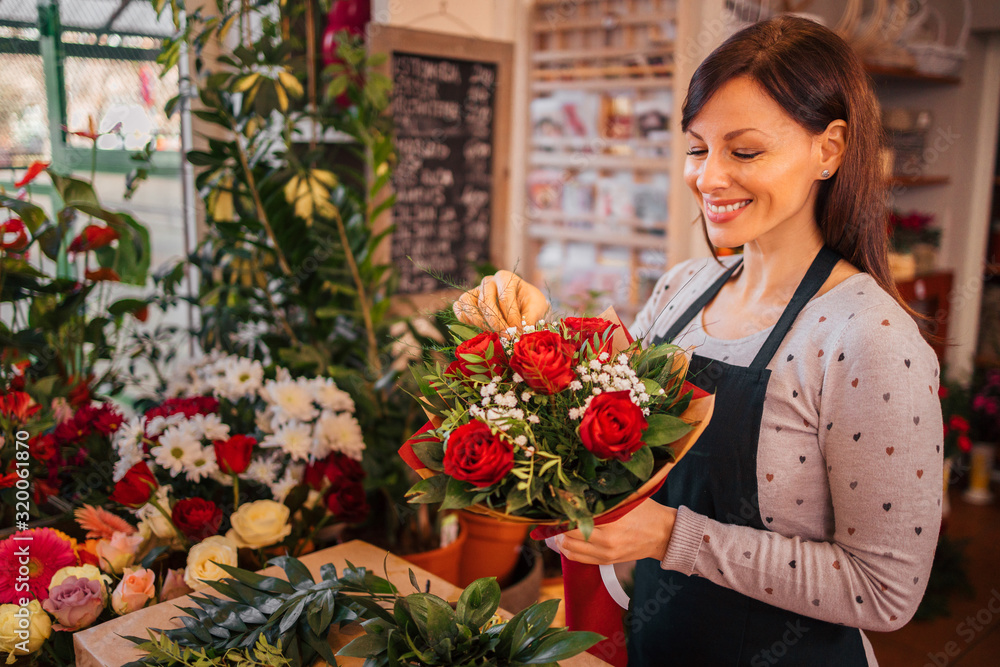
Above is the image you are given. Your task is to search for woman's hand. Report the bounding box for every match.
[453,270,548,333]
[553,499,677,565]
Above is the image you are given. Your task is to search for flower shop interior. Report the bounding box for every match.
[3,0,1000,665]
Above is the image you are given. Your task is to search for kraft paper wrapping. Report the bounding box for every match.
[72,540,611,667]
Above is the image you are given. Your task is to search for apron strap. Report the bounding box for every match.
[659,259,744,342]
[749,246,842,370]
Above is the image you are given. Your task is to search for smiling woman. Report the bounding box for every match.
[459,14,943,667]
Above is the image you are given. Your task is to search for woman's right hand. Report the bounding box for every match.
[453,270,548,333]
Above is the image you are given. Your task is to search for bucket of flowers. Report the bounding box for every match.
[106,354,370,586]
[400,310,714,666]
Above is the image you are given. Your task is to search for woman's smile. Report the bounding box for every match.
[704,197,753,223]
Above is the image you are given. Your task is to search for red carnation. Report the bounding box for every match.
[145,396,219,422]
[90,404,124,436]
[323,477,369,523]
[109,461,158,508]
[304,452,365,490]
[213,434,256,475]
[450,331,509,379]
[578,390,649,462]
[0,219,29,252]
[443,421,514,488]
[69,225,119,253]
[562,317,618,354]
[172,498,223,542]
[509,330,577,394]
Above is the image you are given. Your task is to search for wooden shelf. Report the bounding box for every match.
[528,224,665,249]
[528,209,667,231]
[532,136,670,151]
[532,11,676,33]
[865,63,961,85]
[532,44,673,63]
[533,63,673,80]
[887,175,950,187]
[532,76,673,92]
[530,151,670,171]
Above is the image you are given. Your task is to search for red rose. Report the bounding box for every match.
[443,421,514,488]
[304,452,365,489]
[109,461,158,508]
[948,415,969,432]
[172,498,223,542]
[213,434,256,475]
[450,332,508,378]
[509,330,577,394]
[323,478,369,523]
[562,317,618,354]
[29,434,58,463]
[578,391,649,461]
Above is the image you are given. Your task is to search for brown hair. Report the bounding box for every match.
[682,15,910,311]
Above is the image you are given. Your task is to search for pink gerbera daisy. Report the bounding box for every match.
[0,528,78,603]
[74,504,136,540]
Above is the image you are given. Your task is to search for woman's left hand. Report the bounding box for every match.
[553,498,677,564]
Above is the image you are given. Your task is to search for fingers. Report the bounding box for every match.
[453,285,486,329]
[478,276,508,332]
[495,273,524,329]
[518,281,549,325]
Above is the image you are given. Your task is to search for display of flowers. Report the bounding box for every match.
[939,380,973,460]
[888,208,941,253]
[403,316,706,536]
[0,521,192,665]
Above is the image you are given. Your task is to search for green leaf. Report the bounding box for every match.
[213,563,297,595]
[337,622,389,658]
[0,196,49,233]
[643,413,693,447]
[186,150,222,167]
[406,474,447,504]
[448,324,481,341]
[269,556,316,589]
[441,477,479,510]
[411,438,444,470]
[620,446,653,480]
[518,629,604,663]
[455,578,501,629]
[108,298,148,317]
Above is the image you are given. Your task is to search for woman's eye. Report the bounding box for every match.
[685,149,706,156]
[733,151,762,159]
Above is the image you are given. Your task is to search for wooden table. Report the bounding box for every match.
[73,539,610,667]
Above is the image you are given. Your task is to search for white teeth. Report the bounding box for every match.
[706,199,750,214]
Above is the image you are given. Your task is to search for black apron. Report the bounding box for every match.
[628,247,868,666]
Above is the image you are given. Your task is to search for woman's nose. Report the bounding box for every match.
[697,151,732,192]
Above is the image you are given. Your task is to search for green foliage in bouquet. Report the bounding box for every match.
[150,0,430,530]
[339,575,602,666]
[126,555,600,667]
[406,319,695,536]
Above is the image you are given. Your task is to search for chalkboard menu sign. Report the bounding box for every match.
[369,27,512,303]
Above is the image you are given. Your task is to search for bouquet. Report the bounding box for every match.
[399,311,714,666]
[110,354,370,561]
[402,312,712,536]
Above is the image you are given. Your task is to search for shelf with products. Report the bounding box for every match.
[887,175,950,187]
[864,63,961,86]
[524,0,679,321]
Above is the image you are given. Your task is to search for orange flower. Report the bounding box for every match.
[14,161,49,188]
[84,268,121,282]
[75,504,137,541]
[0,391,40,422]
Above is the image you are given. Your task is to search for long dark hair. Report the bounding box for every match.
[682,15,906,310]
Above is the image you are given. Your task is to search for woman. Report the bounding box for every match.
[457,16,942,666]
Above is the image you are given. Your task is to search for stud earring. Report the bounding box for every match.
[821,169,831,178]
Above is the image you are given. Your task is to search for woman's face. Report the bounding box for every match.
[683,76,826,250]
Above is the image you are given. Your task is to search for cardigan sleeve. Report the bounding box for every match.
[660,305,943,632]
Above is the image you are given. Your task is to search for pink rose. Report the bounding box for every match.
[111,567,156,615]
[42,576,105,631]
[96,531,144,574]
[159,569,192,603]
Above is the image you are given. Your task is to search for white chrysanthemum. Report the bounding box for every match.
[189,413,230,441]
[147,413,186,438]
[152,421,203,478]
[112,417,146,481]
[256,407,276,434]
[310,378,355,413]
[184,445,220,483]
[314,412,365,461]
[261,421,314,461]
[269,468,300,503]
[217,357,265,400]
[243,456,281,486]
[260,379,319,424]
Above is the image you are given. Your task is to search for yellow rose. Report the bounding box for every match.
[226,500,291,549]
[184,536,238,590]
[48,564,110,603]
[0,600,52,664]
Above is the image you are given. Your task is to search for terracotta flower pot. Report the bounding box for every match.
[459,510,531,587]
[401,516,467,587]
[499,547,544,614]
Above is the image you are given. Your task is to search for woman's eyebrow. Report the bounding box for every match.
[687,128,768,141]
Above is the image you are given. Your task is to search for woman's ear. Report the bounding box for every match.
[818,119,848,178]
